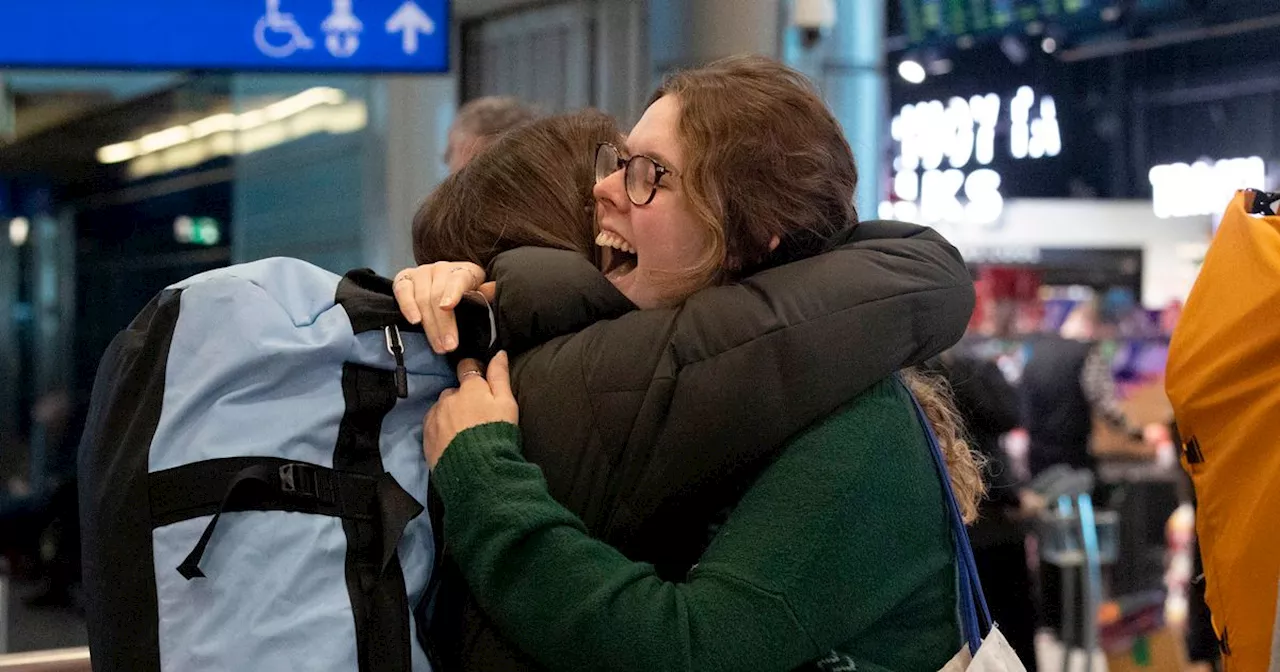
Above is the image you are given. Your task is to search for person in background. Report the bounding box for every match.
[1021,301,1153,478]
[928,349,1042,670]
[444,95,539,173]
[1021,300,1164,650]
[0,388,87,607]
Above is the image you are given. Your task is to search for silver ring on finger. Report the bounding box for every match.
[458,369,484,381]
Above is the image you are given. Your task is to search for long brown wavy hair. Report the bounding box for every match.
[655,55,984,521]
[651,55,858,287]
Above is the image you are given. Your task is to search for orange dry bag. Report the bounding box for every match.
[1167,189,1280,670]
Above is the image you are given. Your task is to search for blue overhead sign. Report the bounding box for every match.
[0,0,449,73]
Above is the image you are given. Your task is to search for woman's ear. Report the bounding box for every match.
[768,235,781,252]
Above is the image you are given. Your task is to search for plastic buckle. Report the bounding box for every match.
[1247,188,1280,215]
[279,463,321,499]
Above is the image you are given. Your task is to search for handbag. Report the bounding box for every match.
[902,380,1028,672]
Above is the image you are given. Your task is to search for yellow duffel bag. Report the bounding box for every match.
[1167,188,1280,671]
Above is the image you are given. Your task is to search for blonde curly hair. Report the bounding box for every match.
[900,368,986,523]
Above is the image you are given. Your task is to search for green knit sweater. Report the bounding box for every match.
[432,378,961,672]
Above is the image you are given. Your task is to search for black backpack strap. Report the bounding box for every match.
[334,362,419,672]
[150,457,422,581]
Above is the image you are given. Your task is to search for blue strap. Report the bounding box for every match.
[901,377,992,656]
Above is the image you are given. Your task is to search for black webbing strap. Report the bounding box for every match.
[153,456,423,582]
[335,362,417,672]
[152,456,377,528]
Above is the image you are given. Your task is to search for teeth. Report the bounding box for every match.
[595,231,635,254]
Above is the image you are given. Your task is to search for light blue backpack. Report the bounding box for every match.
[79,258,488,672]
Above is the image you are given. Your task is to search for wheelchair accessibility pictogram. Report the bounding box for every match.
[254,0,315,58]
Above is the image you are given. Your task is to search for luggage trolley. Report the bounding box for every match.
[1031,467,1120,672]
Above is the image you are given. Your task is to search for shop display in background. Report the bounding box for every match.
[1091,380,1174,462]
[966,275,1181,466]
[882,4,1280,666]
[1094,504,1199,671]
[1099,591,1186,672]
[970,266,1042,338]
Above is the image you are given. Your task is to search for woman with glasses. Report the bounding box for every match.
[401,57,981,671]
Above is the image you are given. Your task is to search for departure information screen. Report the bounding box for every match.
[900,0,1122,46]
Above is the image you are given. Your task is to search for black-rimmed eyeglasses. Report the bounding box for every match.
[595,142,674,206]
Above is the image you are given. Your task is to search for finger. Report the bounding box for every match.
[435,267,481,352]
[418,272,446,354]
[392,271,421,324]
[486,351,513,400]
[456,358,487,390]
[433,302,459,353]
[478,281,497,303]
[410,267,441,334]
[440,265,483,309]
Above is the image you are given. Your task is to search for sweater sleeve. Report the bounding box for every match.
[432,423,818,672]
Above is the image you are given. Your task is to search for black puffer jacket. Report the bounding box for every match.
[428,220,976,670]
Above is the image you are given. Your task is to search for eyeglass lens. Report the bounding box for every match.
[595,143,658,205]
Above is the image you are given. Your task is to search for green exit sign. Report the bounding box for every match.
[174,216,222,246]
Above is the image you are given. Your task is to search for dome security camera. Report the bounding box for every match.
[793,0,836,49]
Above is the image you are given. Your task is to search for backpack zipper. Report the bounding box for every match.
[384,325,409,398]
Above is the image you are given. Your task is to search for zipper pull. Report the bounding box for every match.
[384,325,409,398]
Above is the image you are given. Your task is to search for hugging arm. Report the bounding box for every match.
[494,221,975,545]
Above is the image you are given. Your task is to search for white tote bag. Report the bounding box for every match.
[904,381,1028,672]
[938,627,1025,672]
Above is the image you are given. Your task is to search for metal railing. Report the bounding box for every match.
[0,574,7,654]
[0,648,91,672]
[0,573,91,671]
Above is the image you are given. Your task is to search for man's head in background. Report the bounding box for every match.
[1059,300,1100,341]
[445,96,540,173]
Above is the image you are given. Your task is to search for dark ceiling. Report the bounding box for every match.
[0,76,232,193]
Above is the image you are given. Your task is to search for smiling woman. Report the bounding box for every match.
[591,94,709,308]
[632,60,860,298]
